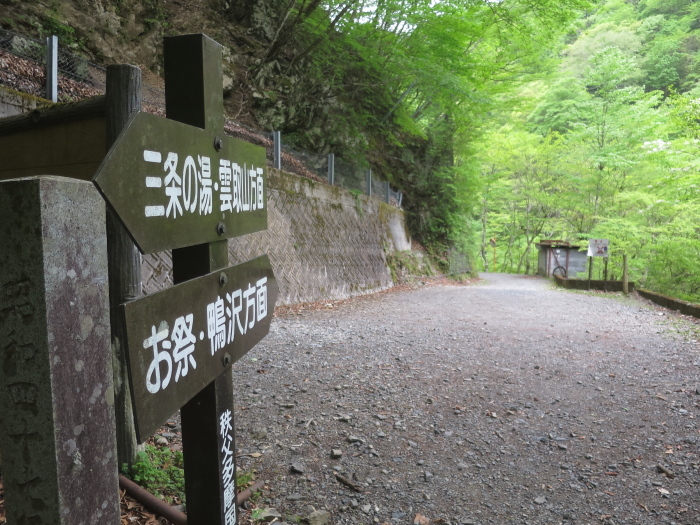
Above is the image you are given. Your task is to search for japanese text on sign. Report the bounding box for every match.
[587,239,609,258]
[142,149,264,219]
[220,409,237,524]
[144,278,268,394]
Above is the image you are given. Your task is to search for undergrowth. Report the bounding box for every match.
[122,445,186,506]
[386,250,435,282]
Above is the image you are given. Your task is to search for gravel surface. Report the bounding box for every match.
[229,273,700,525]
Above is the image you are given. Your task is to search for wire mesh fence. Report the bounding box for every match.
[281,144,327,180]
[447,246,472,275]
[0,28,403,207]
[334,155,369,194]
[0,28,105,100]
[0,29,45,64]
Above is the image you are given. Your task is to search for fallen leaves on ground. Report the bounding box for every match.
[118,489,174,525]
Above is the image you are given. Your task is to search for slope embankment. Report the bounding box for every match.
[1,87,412,306]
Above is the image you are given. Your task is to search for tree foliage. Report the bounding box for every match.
[229,0,592,268]
[476,0,700,302]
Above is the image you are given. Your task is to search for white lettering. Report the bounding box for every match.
[164,153,183,218]
[207,297,226,355]
[182,155,199,214]
[144,150,162,163]
[219,408,236,523]
[256,277,268,322]
[257,167,264,210]
[145,325,172,394]
[199,156,213,215]
[171,314,197,382]
[145,205,165,217]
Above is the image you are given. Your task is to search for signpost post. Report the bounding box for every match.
[93,33,276,525]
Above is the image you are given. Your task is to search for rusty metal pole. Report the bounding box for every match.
[119,475,264,525]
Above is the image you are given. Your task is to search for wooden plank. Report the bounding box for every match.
[0,117,106,181]
[0,96,105,136]
[122,254,278,442]
[105,64,142,467]
[168,34,243,525]
[92,111,267,254]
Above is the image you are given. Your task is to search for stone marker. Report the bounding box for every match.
[0,176,120,524]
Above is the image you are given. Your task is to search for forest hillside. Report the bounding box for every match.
[2,0,700,300]
[0,0,587,268]
[475,0,700,302]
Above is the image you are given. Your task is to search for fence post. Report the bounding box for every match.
[385,180,390,204]
[0,177,120,524]
[398,191,403,208]
[46,35,58,102]
[366,168,372,197]
[327,153,335,185]
[273,130,281,169]
[105,64,142,466]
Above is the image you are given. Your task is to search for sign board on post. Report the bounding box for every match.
[91,33,277,525]
[588,238,609,257]
[93,111,267,255]
[123,255,278,442]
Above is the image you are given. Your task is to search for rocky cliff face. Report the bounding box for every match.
[1,0,162,65]
[1,0,388,152]
[0,0,456,257]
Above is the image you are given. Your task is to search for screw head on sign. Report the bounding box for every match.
[214,136,223,151]
[223,353,232,367]
[217,221,226,236]
[219,273,228,287]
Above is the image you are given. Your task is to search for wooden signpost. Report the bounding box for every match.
[0,32,270,525]
[93,111,267,253]
[122,255,277,441]
[92,34,276,524]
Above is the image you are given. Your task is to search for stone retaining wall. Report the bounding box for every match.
[637,289,700,318]
[0,93,411,306]
[142,169,410,305]
[553,275,635,293]
[0,86,43,117]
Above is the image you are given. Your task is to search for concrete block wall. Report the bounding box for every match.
[553,275,635,293]
[0,86,44,117]
[637,288,700,318]
[0,90,411,306]
[143,168,411,305]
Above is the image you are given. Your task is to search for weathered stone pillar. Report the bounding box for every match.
[0,176,120,524]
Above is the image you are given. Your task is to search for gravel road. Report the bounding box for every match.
[231,273,700,525]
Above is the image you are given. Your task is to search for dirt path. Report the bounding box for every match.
[232,273,700,525]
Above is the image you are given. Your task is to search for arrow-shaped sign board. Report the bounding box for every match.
[122,255,278,442]
[93,111,267,254]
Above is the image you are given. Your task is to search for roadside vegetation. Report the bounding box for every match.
[474,0,700,302]
[3,0,700,296]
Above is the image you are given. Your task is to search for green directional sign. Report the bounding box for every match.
[122,255,278,442]
[93,111,267,254]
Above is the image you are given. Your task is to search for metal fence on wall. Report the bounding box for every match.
[0,28,403,208]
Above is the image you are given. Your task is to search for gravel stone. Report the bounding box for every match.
[230,274,700,523]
